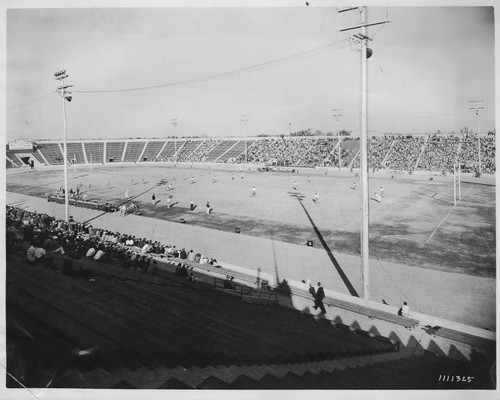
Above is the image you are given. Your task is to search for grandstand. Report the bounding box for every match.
[221,139,254,163]
[189,138,219,162]
[175,139,201,162]
[37,142,65,165]
[123,141,146,163]
[105,141,126,163]
[6,134,495,175]
[66,142,86,165]
[204,139,238,162]
[5,221,493,389]
[140,140,166,162]
[84,142,105,164]
[384,136,425,171]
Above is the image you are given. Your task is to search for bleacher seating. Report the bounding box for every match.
[300,138,336,167]
[218,140,251,163]
[66,142,86,165]
[6,249,406,389]
[175,140,200,162]
[339,138,360,167]
[84,142,104,164]
[158,141,185,161]
[384,136,424,171]
[38,142,64,165]
[139,141,166,162]
[106,141,126,163]
[32,149,47,165]
[204,140,238,162]
[416,136,460,173]
[6,151,23,167]
[123,141,146,162]
[188,139,219,162]
[351,136,394,170]
[480,136,495,174]
[10,135,495,173]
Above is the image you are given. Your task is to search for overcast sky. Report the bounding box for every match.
[5,2,496,141]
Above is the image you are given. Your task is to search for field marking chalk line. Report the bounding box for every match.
[426,186,473,243]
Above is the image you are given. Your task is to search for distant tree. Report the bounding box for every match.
[340,129,351,136]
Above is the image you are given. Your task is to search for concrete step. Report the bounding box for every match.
[81,367,120,388]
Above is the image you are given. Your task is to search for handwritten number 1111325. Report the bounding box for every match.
[438,375,474,383]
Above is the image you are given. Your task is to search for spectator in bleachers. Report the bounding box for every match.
[384,136,424,171]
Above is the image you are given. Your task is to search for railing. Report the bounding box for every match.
[213,277,278,302]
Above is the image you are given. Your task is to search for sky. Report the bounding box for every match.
[4,1,497,141]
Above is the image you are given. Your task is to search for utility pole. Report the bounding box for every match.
[289,122,292,136]
[358,8,370,300]
[338,6,386,300]
[469,100,484,176]
[171,118,178,162]
[54,69,73,223]
[241,114,249,164]
[332,108,342,170]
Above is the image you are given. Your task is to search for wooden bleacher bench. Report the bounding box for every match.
[325,297,419,330]
[432,327,495,349]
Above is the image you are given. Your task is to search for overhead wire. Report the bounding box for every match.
[8,92,57,110]
[73,39,353,94]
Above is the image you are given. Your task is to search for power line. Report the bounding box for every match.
[73,39,353,94]
[367,111,472,120]
[8,92,57,110]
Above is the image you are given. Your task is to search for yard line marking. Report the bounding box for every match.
[426,186,473,243]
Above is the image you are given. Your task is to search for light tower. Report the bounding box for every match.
[171,118,178,162]
[54,69,73,223]
[241,114,249,164]
[332,108,342,170]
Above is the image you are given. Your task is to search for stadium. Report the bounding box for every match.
[3,3,497,396]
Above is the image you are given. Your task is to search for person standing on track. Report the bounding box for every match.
[151,193,156,205]
[380,186,385,197]
[124,190,129,200]
[251,186,257,197]
[293,181,298,190]
[312,192,319,204]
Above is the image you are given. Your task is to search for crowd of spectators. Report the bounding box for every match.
[351,136,393,170]
[239,137,316,166]
[300,138,337,167]
[384,136,425,171]
[480,136,496,174]
[416,135,460,173]
[6,205,219,282]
